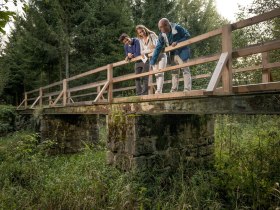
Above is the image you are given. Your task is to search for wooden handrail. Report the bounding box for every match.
[232,8,280,30]
[112,53,221,83]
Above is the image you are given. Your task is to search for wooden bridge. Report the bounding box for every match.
[16,9,280,171]
[17,8,280,115]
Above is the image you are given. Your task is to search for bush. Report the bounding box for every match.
[0,115,280,209]
[0,105,16,136]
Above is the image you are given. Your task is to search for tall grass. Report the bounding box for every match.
[0,115,279,209]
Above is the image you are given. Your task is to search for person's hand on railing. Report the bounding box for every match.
[171,42,177,47]
[127,53,134,59]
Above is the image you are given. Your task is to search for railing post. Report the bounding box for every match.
[39,88,43,107]
[49,96,52,106]
[222,24,233,93]
[62,79,67,106]
[148,73,153,95]
[107,64,113,103]
[261,52,271,83]
[24,92,28,109]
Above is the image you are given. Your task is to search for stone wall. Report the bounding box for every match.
[41,114,98,153]
[107,114,214,171]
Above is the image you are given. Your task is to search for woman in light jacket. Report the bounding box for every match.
[136,25,167,94]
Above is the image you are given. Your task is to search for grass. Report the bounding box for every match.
[0,115,279,209]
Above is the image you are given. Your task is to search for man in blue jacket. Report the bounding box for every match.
[119,33,149,95]
[150,18,191,92]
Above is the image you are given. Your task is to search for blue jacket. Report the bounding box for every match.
[124,38,141,57]
[150,23,191,65]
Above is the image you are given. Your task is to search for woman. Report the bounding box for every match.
[136,25,167,94]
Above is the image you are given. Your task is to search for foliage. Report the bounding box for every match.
[0,105,16,136]
[215,115,280,209]
[0,115,280,209]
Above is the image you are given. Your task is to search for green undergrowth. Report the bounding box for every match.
[0,115,279,209]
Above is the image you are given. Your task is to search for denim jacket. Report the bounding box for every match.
[150,23,191,65]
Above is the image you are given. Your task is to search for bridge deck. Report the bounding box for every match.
[17,9,280,114]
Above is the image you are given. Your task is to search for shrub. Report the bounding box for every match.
[0,105,16,136]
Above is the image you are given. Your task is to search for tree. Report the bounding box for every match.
[0,0,134,104]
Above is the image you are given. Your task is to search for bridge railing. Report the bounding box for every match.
[17,8,280,109]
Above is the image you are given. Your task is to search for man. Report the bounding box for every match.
[150,18,191,92]
[119,33,149,95]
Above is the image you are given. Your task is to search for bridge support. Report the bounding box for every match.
[107,114,214,171]
[40,114,99,153]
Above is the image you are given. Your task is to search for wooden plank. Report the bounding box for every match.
[30,96,41,109]
[66,66,107,82]
[232,39,280,58]
[42,80,63,90]
[221,24,233,93]
[206,52,229,92]
[68,80,107,92]
[43,90,61,98]
[233,65,262,73]
[26,88,40,94]
[232,8,280,30]
[17,99,26,110]
[24,92,28,109]
[62,79,67,106]
[51,91,63,107]
[94,81,110,102]
[39,88,43,107]
[112,74,211,93]
[48,96,53,106]
[107,64,113,103]
[71,92,98,99]
[113,54,220,83]
[112,90,205,103]
[262,52,270,83]
[233,82,280,93]
[162,28,222,54]
[266,62,280,69]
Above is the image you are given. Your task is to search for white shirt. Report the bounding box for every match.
[139,33,158,54]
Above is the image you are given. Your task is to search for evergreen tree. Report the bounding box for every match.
[0,0,133,104]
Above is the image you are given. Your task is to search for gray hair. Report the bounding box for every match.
[158,18,170,25]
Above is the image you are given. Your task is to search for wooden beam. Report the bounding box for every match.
[206,52,229,92]
[112,90,205,103]
[43,90,61,98]
[62,79,67,106]
[266,62,280,69]
[232,39,280,58]
[68,80,107,93]
[24,92,28,109]
[30,96,41,109]
[49,96,53,106]
[107,64,113,103]
[94,81,110,103]
[233,65,262,73]
[66,66,107,82]
[233,82,280,93]
[113,54,220,83]
[232,8,280,30]
[39,88,43,107]
[221,24,233,93]
[42,80,63,90]
[17,99,26,110]
[261,52,271,83]
[26,88,40,94]
[51,91,63,107]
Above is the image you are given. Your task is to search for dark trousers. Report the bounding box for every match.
[135,61,149,95]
